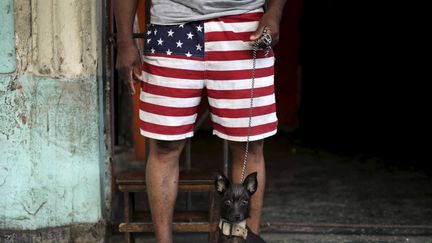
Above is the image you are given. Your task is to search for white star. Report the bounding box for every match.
[185,52,192,57]
[196,43,202,51]
[176,40,183,48]
[153,29,158,35]
[179,24,184,28]
[167,29,174,37]
[150,48,155,54]
[146,38,151,44]
[166,49,172,55]
[196,25,203,32]
[187,32,194,39]
[157,38,164,45]
[147,30,152,35]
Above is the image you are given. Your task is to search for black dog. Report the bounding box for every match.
[214,172,266,243]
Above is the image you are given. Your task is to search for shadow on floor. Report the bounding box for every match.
[110,131,432,242]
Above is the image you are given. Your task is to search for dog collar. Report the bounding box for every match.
[218,219,248,239]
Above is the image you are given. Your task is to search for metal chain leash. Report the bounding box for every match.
[240,27,272,182]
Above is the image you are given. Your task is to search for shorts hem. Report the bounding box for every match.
[212,129,277,142]
[140,129,194,141]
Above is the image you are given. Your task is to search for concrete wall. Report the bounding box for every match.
[0,0,108,240]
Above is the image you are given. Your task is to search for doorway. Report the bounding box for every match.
[104,0,432,242]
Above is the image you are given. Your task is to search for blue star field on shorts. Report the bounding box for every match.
[144,22,204,58]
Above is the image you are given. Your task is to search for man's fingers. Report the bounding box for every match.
[119,68,135,95]
[249,27,275,50]
[115,43,142,95]
[118,62,142,96]
[127,69,136,95]
[250,25,265,41]
[129,79,136,95]
[133,63,144,81]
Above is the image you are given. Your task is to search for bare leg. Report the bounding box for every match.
[146,139,187,243]
[229,139,265,235]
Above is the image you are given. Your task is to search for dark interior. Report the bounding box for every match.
[108,0,431,241]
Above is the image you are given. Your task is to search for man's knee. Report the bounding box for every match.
[150,139,187,158]
[229,139,264,157]
[248,140,264,155]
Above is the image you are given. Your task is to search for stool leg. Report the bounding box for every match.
[124,192,135,243]
[125,232,134,243]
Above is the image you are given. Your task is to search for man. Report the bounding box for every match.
[114,0,287,242]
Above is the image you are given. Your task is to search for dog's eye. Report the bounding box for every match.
[224,200,232,206]
[241,200,248,205]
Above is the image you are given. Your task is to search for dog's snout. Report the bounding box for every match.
[234,214,241,220]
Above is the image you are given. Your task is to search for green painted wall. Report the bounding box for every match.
[0,75,102,229]
[0,0,108,231]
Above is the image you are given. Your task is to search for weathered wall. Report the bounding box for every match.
[0,0,16,74]
[0,0,107,235]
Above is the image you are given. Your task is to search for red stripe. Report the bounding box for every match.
[143,62,205,80]
[144,60,273,80]
[140,102,199,117]
[205,50,274,61]
[207,66,274,80]
[207,85,274,99]
[140,120,194,135]
[142,82,202,98]
[205,31,254,42]
[213,121,278,137]
[211,104,276,118]
[207,12,263,23]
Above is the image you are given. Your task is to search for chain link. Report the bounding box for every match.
[240,27,272,182]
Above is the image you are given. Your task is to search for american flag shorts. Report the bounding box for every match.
[140,8,278,141]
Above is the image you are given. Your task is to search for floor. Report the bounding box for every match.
[109,131,432,242]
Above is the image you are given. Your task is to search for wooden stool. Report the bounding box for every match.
[116,169,218,243]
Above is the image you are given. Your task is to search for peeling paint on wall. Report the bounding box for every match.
[0,0,107,232]
[0,75,102,230]
[29,1,96,77]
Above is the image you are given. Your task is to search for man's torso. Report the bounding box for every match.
[150,0,265,25]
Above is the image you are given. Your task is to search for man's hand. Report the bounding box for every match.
[250,0,287,48]
[116,41,142,95]
[250,11,281,47]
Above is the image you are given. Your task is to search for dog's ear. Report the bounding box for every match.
[215,173,230,194]
[243,172,258,195]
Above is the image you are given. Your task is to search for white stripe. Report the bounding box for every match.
[140,90,201,108]
[213,130,277,142]
[205,40,252,52]
[145,54,274,71]
[140,129,194,141]
[206,76,274,90]
[208,94,275,109]
[143,72,273,90]
[205,57,274,71]
[211,113,277,128]
[139,110,197,126]
[205,21,259,33]
[143,72,204,89]
[143,55,205,71]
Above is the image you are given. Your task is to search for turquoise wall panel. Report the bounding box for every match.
[0,0,17,73]
[0,75,103,230]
